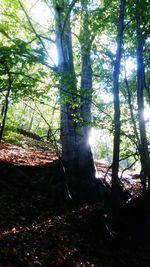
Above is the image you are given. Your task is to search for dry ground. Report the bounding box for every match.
[0,140,149,267]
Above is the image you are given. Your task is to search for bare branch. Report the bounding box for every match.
[38,34,56,43]
[120,159,138,179]
[17,0,58,70]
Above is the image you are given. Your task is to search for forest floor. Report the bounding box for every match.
[0,139,150,267]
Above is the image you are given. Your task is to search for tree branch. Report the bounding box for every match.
[61,0,78,36]
[17,0,58,70]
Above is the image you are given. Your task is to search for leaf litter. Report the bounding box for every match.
[0,141,149,267]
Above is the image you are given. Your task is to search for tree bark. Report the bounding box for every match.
[112,0,126,192]
[136,0,150,191]
[124,74,140,148]
[109,0,126,226]
[0,66,12,140]
[53,1,103,202]
[78,1,96,179]
[54,1,77,172]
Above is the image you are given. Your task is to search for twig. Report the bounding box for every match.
[17,0,58,69]
[120,159,138,179]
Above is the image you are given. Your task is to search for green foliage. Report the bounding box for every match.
[0,0,149,174]
[92,129,113,162]
[3,130,23,146]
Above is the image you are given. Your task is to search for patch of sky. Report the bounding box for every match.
[124,56,137,76]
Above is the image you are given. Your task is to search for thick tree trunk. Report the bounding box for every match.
[79,2,96,179]
[54,1,78,172]
[52,1,105,202]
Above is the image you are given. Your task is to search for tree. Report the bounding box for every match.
[136,0,150,191]
[0,66,12,140]
[111,0,126,196]
[123,0,150,192]
[0,40,45,139]
[53,0,103,202]
[80,1,96,178]
[3,0,150,202]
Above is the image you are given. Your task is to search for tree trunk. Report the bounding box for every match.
[110,0,126,223]
[53,1,103,202]
[54,1,78,172]
[0,67,12,140]
[79,1,96,179]
[124,75,140,145]
[136,0,150,191]
[112,0,126,192]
